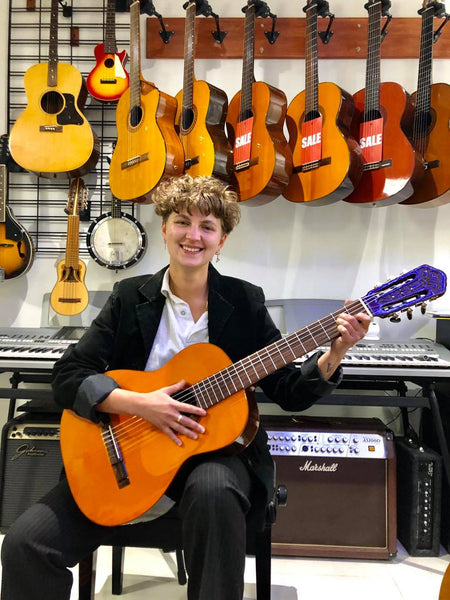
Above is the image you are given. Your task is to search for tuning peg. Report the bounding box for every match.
[406,308,413,320]
[421,303,427,315]
[390,313,401,323]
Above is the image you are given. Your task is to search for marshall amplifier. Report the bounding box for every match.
[395,437,442,556]
[0,414,63,531]
[262,415,397,559]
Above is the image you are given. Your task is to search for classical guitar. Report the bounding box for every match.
[9,0,99,179]
[401,0,450,208]
[60,264,447,526]
[109,0,184,204]
[87,0,130,102]
[345,0,425,207]
[174,0,234,184]
[226,0,293,204]
[86,192,147,271]
[50,178,89,316]
[0,141,34,281]
[283,0,363,205]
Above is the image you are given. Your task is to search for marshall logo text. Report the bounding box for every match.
[299,460,338,473]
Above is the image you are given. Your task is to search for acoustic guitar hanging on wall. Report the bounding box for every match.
[50,178,89,316]
[9,0,99,179]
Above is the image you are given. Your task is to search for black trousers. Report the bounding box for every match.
[1,455,252,600]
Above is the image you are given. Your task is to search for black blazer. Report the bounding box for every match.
[52,264,341,516]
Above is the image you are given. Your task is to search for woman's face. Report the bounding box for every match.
[162,207,227,271]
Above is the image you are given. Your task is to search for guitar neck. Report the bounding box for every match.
[65,215,80,269]
[413,4,434,149]
[304,2,319,115]
[188,299,367,410]
[240,2,256,118]
[0,165,6,224]
[110,194,122,217]
[364,2,382,118]
[129,0,142,110]
[182,2,196,113]
[104,0,119,54]
[48,0,59,87]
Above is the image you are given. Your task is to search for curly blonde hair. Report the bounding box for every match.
[151,175,241,235]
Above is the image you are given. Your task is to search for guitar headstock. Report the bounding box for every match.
[362,265,447,320]
[66,178,88,217]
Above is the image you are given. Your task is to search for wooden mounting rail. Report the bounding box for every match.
[146,17,450,60]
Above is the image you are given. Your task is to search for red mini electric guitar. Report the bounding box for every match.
[87,0,130,102]
[60,265,447,526]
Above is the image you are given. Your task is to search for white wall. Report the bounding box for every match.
[1,0,450,343]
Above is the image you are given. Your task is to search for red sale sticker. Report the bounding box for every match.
[301,116,323,165]
[359,118,383,164]
[233,117,253,167]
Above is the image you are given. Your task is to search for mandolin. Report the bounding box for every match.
[345,0,425,207]
[400,0,450,208]
[283,0,363,205]
[226,0,293,204]
[87,0,130,102]
[86,192,147,271]
[60,264,447,526]
[109,0,184,204]
[175,0,234,184]
[50,178,89,316]
[0,154,34,281]
[9,0,99,179]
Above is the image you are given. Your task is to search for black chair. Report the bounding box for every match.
[78,479,287,600]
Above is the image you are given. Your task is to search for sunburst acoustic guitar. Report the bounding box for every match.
[59,264,447,526]
[0,135,34,280]
[87,0,130,102]
[283,0,363,205]
[109,0,184,204]
[174,0,234,185]
[226,0,293,204]
[50,178,89,316]
[401,0,450,208]
[9,0,99,179]
[345,0,425,207]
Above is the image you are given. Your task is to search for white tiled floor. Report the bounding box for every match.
[43,541,450,599]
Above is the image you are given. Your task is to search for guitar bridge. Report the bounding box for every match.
[121,153,149,170]
[293,156,332,173]
[362,159,392,171]
[234,157,259,172]
[103,424,130,489]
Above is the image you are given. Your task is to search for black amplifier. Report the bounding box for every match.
[262,415,397,559]
[395,437,442,556]
[0,413,63,531]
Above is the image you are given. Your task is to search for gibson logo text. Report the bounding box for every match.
[11,444,47,460]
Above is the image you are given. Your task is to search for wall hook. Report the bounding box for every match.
[140,0,174,44]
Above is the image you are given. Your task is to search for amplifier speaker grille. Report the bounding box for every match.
[0,415,63,531]
[263,415,397,559]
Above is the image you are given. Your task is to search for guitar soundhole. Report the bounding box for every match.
[305,111,321,122]
[181,108,195,132]
[104,57,115,68]
[129,106,142,128]
[364,109,382,122]
[41,91,64,115]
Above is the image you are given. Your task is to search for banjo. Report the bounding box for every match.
[86,194,147,271]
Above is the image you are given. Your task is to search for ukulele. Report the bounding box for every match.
[283,0,363,205]
[174,0,234,184]
[345,0,425,207]
[400,0,450,208]
[0,141,34,281]
[87,0,130,102]
[86,192,147,271]
[109,0,184,204]
[59,264,447,526]
[226,0,293,204]
[50,178,89,316]
[9,0,99,179]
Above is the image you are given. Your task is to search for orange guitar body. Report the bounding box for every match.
[345,82,424,206]
[175,80,234,184]
[60,343,255,526]
[87,45,129,102]
[284,82,363,205]
[401,83,450,208]
[226,81,293,205]
[50,259,89,316]
[9,62,99,179]
[109,81,184,204]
